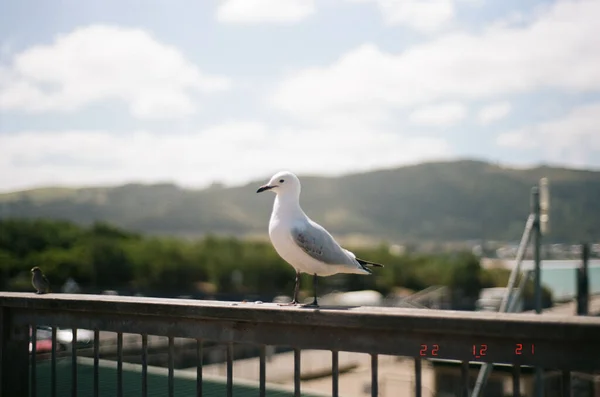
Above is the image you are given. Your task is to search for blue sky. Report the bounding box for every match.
[1,0,599,192]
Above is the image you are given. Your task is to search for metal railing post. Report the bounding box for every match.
[532,186,542,315]
[532,187,545,397]
[577,243,590,315]
[0,308,29,397]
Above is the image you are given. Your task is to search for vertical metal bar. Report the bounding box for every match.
[577,243,590,315]
[294,348,301,397]
[71,328,77,397]
[196,339,202,397]
[534,368,544,397]
[51,326,57,397]
[168,336,175,397]
[31,325,37,397]
[259,345,266,397]
[226,343,234,397]
[142,334,148,397]
[414,358,422,397]
[533,186,544,397]
[117,332,123,397]
[461,360,469,397]
[532,186,542,314]
[93,330,99,397]
[332,350,339,397]
[371,354,378,397]
[512,365,520,397]
[562,370,571,397]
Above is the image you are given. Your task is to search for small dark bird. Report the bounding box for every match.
[31,267,51,294]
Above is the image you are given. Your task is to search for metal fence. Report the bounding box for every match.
[1,292,600,397]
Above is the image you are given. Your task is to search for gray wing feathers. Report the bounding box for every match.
[291,222,355,266]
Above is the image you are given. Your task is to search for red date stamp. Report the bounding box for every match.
[472,344,487,359]
[419,344,439,357]
[417,343,535,358]
[515,343,535,355]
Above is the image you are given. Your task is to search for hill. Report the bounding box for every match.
[1,160,599,243]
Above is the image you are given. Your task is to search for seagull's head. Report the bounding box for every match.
[256,171,301,196]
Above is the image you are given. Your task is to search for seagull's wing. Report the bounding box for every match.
[290,220,355,266]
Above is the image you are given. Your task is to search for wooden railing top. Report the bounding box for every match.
[2,292,600,370]
[2,292,599,338]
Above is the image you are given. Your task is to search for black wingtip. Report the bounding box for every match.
[357,258,384,268]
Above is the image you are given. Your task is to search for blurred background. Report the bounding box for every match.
[1,0,599,307]
[1,0,599,395]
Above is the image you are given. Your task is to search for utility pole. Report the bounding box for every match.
[577,243,590,316]
[531,186,544,397]
[532,187,541,314]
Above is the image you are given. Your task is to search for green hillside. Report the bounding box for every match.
[1,160,599,243]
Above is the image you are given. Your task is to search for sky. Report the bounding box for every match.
[1,0,599,192]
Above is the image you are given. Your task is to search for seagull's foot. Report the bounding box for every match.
[302,300,319,308]
[277,300,300,306]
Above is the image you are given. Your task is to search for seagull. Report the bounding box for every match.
[257,171,383,307]
[31,267,51,294]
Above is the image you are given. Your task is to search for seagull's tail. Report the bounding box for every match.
[356,258,384,274]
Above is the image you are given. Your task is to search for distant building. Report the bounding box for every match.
[476,287,523,312]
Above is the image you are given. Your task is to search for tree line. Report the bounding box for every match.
[3,160,599,243]
[0,219,551,308]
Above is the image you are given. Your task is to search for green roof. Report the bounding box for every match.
[33,357,327,397]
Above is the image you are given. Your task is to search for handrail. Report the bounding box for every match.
[2,292,600,369]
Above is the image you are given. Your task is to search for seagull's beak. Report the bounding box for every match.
[256,184,274,193]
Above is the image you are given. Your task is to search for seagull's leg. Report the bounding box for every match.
[312,273,319,306]
[304,273,319,307]
[278,270,300,306]
[293,271,300,303]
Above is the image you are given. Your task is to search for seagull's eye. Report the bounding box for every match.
[279,179,284,183]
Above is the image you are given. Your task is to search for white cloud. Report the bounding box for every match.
[0,25,231,119]
[216,0,315,24]
[496,102,600,166]
[495,131,535,148]
[0,124,451,191]
[409,102,467,126]
[349,0,456,33]
[478,101,512,125]
[272,0,600,123]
